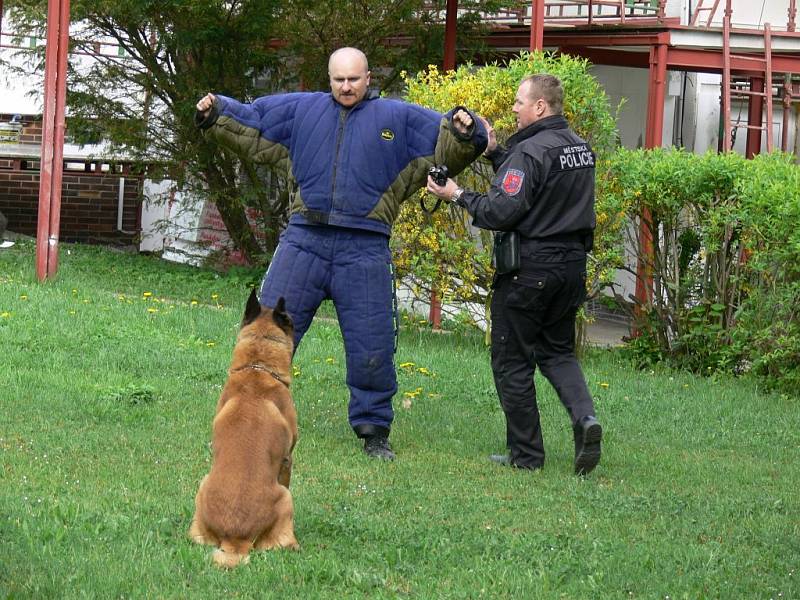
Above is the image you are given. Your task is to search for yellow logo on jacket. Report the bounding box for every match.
[380,129,395,141]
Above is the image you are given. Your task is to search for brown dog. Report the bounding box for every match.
[189,291,299,567]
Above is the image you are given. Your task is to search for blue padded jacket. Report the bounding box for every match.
[198,91,487,236]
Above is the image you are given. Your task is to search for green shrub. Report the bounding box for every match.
[609,149,800,394]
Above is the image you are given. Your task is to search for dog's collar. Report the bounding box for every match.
[229,363,290,388]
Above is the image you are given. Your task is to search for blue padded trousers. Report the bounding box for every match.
[258,224,397,437]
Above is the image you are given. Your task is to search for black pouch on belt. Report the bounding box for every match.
[492,231,520,275]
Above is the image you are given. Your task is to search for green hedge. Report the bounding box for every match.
[605,148,800,394]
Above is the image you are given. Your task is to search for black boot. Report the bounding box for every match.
[573,415,602,475]
[363,435,396,461]
[489,453,542,471]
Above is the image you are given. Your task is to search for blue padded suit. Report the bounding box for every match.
[197,91,487,438]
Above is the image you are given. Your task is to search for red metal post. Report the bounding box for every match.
[720,0,732,151]
[634,43,668,312]
[789,0,797,33]
[530,0,545,51]
[657,0,666,20]
[782,75,792,152]
[745,76,764,158]
[764,23,773,152]
[443,0,458,70]
[430,0,459,328]
[36,0,70,280]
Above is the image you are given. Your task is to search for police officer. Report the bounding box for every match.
[427,74,602,474]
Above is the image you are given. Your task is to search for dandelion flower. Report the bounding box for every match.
[143,292,152,298]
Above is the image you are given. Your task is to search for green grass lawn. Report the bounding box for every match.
[1,240,798,599]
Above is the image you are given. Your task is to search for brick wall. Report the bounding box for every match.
[0,112,145,244]
[0,160,143,244]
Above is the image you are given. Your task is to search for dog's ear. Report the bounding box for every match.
[271,296,294,335]
[241,288,263,327]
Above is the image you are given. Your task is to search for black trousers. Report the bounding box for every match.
[490,250,596,468]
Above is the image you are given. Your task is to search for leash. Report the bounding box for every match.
[419,196,442,215]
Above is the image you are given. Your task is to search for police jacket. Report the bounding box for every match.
[196,91,487,236]
[457,115,595,245]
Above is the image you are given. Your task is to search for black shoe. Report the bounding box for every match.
[574,415,602,475]
[489,454,542,471]
[364,435,396,461]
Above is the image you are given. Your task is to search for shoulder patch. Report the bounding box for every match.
[380,128,395,141]
[501,169,525,196]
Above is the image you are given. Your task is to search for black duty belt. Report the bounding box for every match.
[520,232,592,251]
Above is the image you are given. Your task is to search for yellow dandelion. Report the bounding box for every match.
[599,382,610,388]
[19,295,28,300]
[211,294,219,300]
[325,357,335,364]
[147,308,158,313]
[190,300,198,306]
[206,341,216,347]
[143,292,152,298]
[417,367,432,376]
[1,312,10,318]
[399,362,415,369]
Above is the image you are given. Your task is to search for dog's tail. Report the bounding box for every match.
[212,539,253,569]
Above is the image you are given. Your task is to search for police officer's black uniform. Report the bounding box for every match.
[455,114,601,471]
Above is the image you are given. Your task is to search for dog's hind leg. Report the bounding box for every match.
[254,486,299,551]
[278,455,293,488]
[188,475,217,545]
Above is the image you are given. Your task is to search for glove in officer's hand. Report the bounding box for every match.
[452,109,473,135]
[196,93,216,117]
[479,116,497,154]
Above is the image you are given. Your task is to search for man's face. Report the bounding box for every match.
[512,80,546,130]
[329,52,370,108]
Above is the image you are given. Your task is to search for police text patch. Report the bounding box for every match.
[501,169,525,196]
[552,144,595,171]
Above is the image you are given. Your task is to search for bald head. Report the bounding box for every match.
[328,47,371,108]
[328,47,369,73]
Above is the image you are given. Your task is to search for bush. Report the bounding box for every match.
[609,148,800,394]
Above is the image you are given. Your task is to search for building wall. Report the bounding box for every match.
[0,160,142,244]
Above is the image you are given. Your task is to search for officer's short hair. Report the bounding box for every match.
[522,74,563,115]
